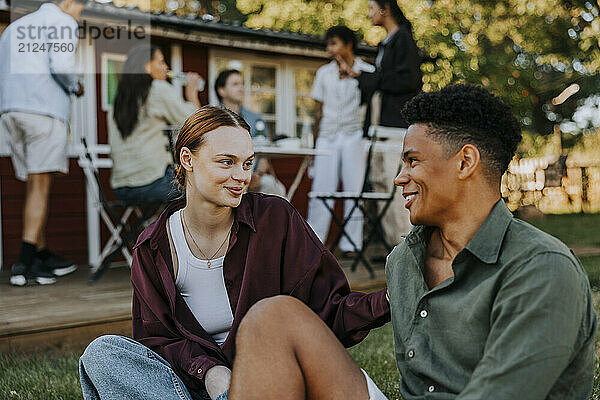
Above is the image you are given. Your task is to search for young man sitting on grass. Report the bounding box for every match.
[224,84,598,400]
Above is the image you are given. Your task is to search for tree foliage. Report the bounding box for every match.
[235,0,600,135]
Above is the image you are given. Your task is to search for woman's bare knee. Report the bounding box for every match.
[238,296,299,337]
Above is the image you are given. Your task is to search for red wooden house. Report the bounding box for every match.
[0,0,375,269]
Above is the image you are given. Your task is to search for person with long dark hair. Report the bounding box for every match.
[109,44,201,204]
[79,106,390,400]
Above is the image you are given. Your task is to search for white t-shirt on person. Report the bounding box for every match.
[169,209,234,346]
[310,58,375,139]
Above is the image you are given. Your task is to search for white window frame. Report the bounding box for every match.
[100,52,128,112]
[209,49,323,137]
[286,59,321,138]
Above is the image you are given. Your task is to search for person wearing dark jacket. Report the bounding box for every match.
[338,1,422,246]
[78,106,390,400]
[338,0,422,128]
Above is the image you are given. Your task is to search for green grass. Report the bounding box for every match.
[582,256,600,289]
[1,213,598,399]
[520,212,600,288]
[0,351,82,400]
[521,213,600,248]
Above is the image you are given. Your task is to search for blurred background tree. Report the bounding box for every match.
[123,0,600,138]
[235,0,600,137]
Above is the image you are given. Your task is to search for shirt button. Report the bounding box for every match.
[197,368,202,374]
[407,349,415,358]
[428,385,435,392]
[420,310,428,318]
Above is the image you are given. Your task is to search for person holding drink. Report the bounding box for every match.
[108,44,202,204]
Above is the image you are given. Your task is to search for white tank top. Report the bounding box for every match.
[169,209,234,346]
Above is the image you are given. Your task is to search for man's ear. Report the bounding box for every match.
[456,144,480,180]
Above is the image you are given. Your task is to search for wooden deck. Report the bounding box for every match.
[0,260,385,353]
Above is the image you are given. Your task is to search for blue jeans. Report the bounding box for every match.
[79,335,229,400]
[113,166,182,204]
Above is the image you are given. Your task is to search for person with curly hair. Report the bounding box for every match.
[222,84,597,400]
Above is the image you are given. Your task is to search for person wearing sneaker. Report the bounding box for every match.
[0,0,86,286]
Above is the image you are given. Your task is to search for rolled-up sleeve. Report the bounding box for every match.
[283,208,390,347]
[457,252,594,400]
[154,80,198,125]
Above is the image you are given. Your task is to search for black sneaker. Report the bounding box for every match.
[10,260,56,286]
[39,252,77,277]
[10,262,28,286]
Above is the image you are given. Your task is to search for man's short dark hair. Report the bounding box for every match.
[214,69,241,103]
[325,26,358,52]
[401,84,522,182]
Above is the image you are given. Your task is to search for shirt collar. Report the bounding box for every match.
[404,200,513,265]
[41,3,61,12]
[464,200,513,264]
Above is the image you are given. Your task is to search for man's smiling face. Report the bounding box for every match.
[394,123,461,227]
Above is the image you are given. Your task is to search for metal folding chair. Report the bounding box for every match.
[78,138,162,284]
[308,126,406,277]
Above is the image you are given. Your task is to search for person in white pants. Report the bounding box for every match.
[306,26,375,255]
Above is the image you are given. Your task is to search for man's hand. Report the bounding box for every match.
[205,366,231,400]
[74,82,84,97]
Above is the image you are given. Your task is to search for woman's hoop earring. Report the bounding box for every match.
[380,10,387,16]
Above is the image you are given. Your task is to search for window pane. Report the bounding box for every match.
[296,119,315,138]
[251,66,276,90]
[105,58,125,107]
[296,96,315,118]
[295,69,316,94]
[266,121,277,138]
[250,93,276,115]
[296,123,303,138]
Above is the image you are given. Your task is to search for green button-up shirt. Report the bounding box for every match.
[385,200,597,399]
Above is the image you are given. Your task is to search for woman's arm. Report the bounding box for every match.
[154,80,198,126]
[281,207,390,347]
[184,73,202,108]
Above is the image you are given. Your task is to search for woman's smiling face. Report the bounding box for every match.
[184,126,254,209]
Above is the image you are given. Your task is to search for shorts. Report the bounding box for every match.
[1,111,69,181]
[362,369,388,400]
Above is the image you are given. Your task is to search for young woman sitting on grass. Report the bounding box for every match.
[78,105,390,400]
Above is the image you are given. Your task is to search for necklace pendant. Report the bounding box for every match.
[207,260,211,268]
